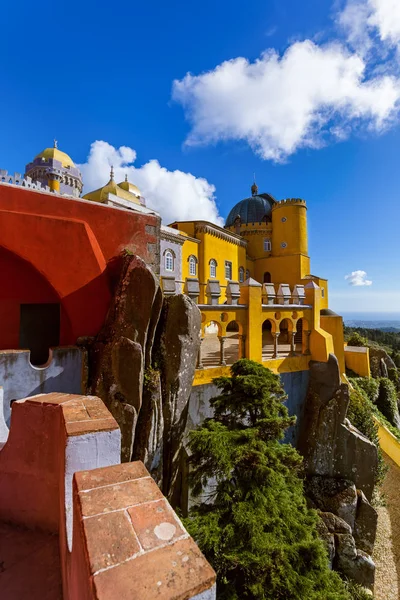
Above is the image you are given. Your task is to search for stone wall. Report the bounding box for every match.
[0,347,85,432]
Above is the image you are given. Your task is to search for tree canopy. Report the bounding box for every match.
[185,359,350,600]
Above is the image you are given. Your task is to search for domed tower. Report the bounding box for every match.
[25,141,83,197]
[225,183,276,260]
[225,185,310,286]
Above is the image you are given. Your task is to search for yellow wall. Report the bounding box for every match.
[181,238,200,291]
[321,315,346,374]
[377,419,400,467]
[253,254,310,287]
[197,232,246,303]
[344,346,370,378]
[238,225,272,259]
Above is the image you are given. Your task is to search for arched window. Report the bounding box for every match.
[210,259,217,278]
[189,255,197,276]
[225,261,232,280]
[245,269,250,280]
[264,238,271,252]
[263,272,271,283]
[239,266,244,283]
[165,250,174,272]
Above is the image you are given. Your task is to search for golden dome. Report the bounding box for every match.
[35,143,75,168]
[83,168,142,205]
[117,175,141,197]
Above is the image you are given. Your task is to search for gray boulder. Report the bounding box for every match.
[335,534,375,589]
[298,354,378,500]
[369,347,396,378]
[155,294,201,505]
[319,512,352,534]
[353,490,378,555]
[132,369,164,485]
[316,518,335,568]
[306,476,358,529]
[90,254,162,461]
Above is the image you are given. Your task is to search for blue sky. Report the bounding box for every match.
[2,0,400,313]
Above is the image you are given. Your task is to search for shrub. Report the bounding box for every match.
[376,378,400,428]
[346,332,369,347]
[185,359,351,600]
[347,384,386,486]
[351,377,379,404]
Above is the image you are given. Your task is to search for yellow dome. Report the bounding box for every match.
[35,146,75,168]
[83,169,142,206]
[118,176,141,197]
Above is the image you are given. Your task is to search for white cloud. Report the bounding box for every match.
[368,0,400,46]
[344,270,373,286]
[337,1,373,54]
[338,0,400,53]
[78,141,223,225]
[172,39,400,162]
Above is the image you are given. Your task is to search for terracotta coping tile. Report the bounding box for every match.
[83,511,141,572]
[93,536,216,600]
[23,393,68,405]
[62,401,90,423]
[128,499,185,551]
[65,418,118,437]
[82,397,113,420]
[75,462,149,492]
[79,477,164,517]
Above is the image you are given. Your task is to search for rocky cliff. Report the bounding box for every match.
[299,354,378,589]
[86,253,201,504]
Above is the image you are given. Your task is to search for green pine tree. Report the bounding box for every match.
[185,359,350,600]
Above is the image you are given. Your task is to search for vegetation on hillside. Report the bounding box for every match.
[344,326,400,353]
[347,381,387,485]
[184,359,352,600]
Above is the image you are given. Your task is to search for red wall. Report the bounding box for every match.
[0,185,160,349]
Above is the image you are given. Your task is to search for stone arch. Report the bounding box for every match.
[262,318,276,359]
[201,319,223,368]
[225,320,241,364]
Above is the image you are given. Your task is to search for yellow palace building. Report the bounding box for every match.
[166,183,345,380]
[80,169,346,381]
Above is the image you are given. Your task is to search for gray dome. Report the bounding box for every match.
[225,192,277,227]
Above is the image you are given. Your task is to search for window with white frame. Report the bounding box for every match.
[264,238,272,252]
[239,266,244,283]
[165,250,174,272]
[189,255,197,276]
[210,259,217,278]
[225,261,232,280]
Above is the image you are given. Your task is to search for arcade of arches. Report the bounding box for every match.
[198,313,311,369]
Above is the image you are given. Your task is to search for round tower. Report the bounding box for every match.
[25,141,83,197]
[271,198,308,257]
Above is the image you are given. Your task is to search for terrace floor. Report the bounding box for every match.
[0,522,62,600]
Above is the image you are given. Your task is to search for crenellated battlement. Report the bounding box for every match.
[272,198,307,210]
[0,170,51,193]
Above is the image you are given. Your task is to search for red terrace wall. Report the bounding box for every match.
[0,185,160,349]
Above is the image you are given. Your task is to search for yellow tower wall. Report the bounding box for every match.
[271,200,308,257]
[48,179,60,192]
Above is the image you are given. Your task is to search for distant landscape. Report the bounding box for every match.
[342,312,400,332]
